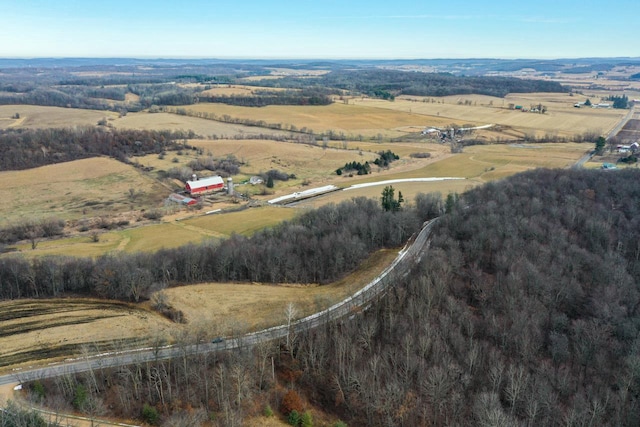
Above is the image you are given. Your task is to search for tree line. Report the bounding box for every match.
[200,89,333,107]
[0,197,426,302]
[247,69,567,98]
[0,127,194,171]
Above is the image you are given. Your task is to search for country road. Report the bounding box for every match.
[0,218,436,409]
[573,105,636,168]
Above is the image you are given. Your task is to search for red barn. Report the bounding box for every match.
[185,175,224,195]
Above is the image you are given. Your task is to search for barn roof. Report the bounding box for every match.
[186,175,224,189]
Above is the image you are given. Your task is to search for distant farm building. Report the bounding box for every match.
[249,176,264,185]
[421,128,441,136]
[168,193,198,206]
[185,175,225,195]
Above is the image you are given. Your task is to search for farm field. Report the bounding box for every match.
[175,102,466,138]
[0,249,397,371]
[0,298,174,370]
[0,105,119,129]
[8,206,300,258]
[354,94,625,139]
[199,84,292,96]
[2,140,588,259]
[295,142,590,208]
[112,111,292,138]
[0,157,166,226]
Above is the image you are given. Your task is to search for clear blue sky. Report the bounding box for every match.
[1,0,638,59]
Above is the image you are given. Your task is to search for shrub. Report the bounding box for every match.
[143,209,163,220]
[73,384,87,410]
[264,404,274,417]
[288,410,301,426]
[281,389,304,416]
[142,403,160,425]
[301,411,313,427]
[409,152,431,158]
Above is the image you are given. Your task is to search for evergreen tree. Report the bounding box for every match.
[595,136,606,154]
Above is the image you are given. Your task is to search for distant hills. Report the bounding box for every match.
[1,57,640,76]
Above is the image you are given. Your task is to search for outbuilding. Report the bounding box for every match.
[185,175,225,195]
[168,193,198,206]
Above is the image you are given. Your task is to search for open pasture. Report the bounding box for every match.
[0,157,166,226]
[354,94,624,139]
[161,248,398,332]
[199,84,292,96]
[296,142,589,208]
[9,206,300,258]
[187,138,380,185]
[0,298,173,370]
[113,111,292,138]
[0,248,397,370]
[0,105,118,129]
[176,102,454,138]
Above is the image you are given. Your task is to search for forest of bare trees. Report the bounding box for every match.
[0,127,193,171]
[24,168,640,426]
[0,197,427,301]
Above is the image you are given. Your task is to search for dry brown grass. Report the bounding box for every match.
[162,249,398,333]
[0,298,175,371]
[0,249,398,372]
[0,105,118,129]
[353,94,625,139]
[199,84,291,96]
[0,157,166,226]
[178,102,455,138]
[112,111,290,138]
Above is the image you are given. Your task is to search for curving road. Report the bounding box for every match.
[0,219,436,390]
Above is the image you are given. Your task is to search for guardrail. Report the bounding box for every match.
[5,218,437,386]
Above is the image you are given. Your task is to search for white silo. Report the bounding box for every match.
[227,177,234,195]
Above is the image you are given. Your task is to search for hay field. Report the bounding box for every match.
[187,138,381,186]
[9,206,300,258]
[112,111,291,138]
[162,249,398,332]
[177,102,459,138]
[199,84,290,96]
[295,179,476,209]
[353,95,624,139]
[10,233,123,258]
[0,249,397,371]
[0,157,166,226]
[183,206,298,236]
[0,105,118,129]
[295,142,589,208]
[0,298,175,370]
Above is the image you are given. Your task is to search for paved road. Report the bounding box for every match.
[0,219,436,388]
[573,105,636,168]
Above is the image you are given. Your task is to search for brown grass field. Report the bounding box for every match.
[353,94,625,139]
[112,111,292,138]
[0,298,175,370]
[0,249,397,372]
[199,84,291,96]
[0,105,119,129]
[0,157,166,226]
[177,102,467,138]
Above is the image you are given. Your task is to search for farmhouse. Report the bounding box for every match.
[185,175,225,195]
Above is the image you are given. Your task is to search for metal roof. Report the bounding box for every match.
[186,175,224,189]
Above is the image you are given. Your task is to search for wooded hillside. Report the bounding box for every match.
[292,168,640,426]
[28,169,640,426]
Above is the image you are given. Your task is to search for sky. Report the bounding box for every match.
[0,0,638,59]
